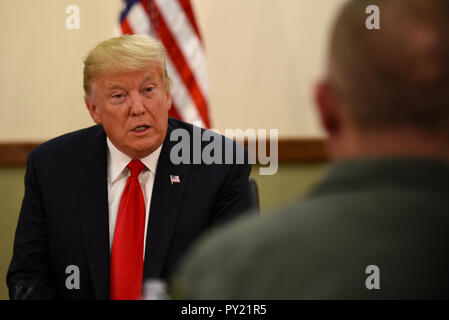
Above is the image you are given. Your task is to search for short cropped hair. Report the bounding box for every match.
[83,34,172,97]
[329,0,449,135]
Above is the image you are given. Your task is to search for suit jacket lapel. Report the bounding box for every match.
[143,123,191,278]
[76,126,110,299]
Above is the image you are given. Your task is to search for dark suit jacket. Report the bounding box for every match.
[7,118,253,299]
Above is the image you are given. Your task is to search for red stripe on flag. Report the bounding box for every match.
[121,18,133,35]
[140,0,211,128]
[177,0,203,43]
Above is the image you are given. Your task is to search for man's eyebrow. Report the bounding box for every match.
[104,74,158,91]
[106,84,126,91]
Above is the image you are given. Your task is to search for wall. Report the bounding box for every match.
[0,0,123,141]
[0,0,345,141]
[195,0,343,137]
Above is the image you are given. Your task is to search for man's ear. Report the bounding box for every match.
[84,96,102,125]
[314,79,341,137]
[164,89,172,111]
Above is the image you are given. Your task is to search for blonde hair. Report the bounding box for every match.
[83,34,172,97]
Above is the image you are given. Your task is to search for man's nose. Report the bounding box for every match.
[129,92,146,116]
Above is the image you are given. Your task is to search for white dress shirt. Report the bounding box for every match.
[106,138,162,256]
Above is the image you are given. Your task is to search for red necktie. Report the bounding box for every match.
[110,159,146,300]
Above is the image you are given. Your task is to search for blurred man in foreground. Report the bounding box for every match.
[173,0,449,299]
[7,34,253,299]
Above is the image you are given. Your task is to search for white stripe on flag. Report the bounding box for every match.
[155,0,209,102]
[126,2,152,35]
[166,58,205,127]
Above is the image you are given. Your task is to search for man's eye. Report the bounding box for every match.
[144,87,154,93]
[110,92,127,103]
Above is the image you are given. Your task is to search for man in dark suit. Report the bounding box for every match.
[7,34,253,299]
[172,0,449,299]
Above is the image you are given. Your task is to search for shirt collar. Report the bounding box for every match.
[107,137,163,183]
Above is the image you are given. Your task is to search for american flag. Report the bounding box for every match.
[119,0,211,128]
[170,175,181,184]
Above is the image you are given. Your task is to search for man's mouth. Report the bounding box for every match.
[131,125,151,134]
[132,125,150,132]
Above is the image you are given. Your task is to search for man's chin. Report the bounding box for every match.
[126,140,162,158]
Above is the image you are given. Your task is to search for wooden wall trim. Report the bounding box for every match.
[274,138,328,162]
[0,143,40,166]
[0,139,329,166]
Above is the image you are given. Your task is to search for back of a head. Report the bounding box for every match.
[329,0,449,137]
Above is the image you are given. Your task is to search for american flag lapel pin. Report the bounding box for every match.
[170,175,181,184]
